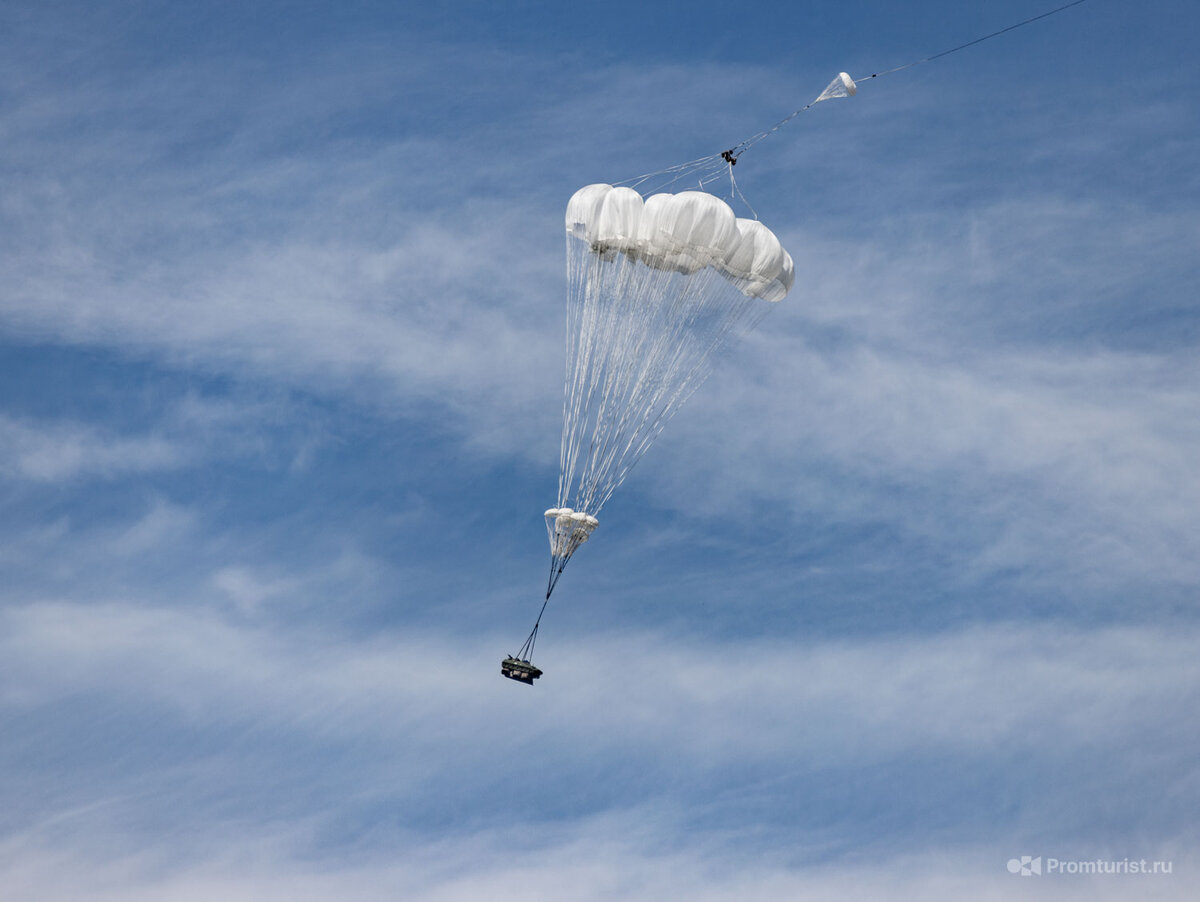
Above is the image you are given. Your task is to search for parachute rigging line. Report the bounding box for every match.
[516,597,549,661]
[622,0,1091,197]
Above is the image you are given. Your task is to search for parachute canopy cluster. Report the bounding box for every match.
[566,185,795,302]
[544,507,599,559]
[543,184,795,598]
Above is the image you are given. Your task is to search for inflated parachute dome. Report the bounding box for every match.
[544,184,794,597]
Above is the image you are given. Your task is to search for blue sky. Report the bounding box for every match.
[2,0,1198,898]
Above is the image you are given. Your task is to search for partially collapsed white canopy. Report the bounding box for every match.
[565,184,794,301]
[544,507,599,559]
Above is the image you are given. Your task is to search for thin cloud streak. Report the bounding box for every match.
[0,845,1193,902]
[0,414,182,482]
[2,595,1197,898]
[3,597,1196,768]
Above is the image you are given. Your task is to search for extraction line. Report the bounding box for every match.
[624,0,1092,195]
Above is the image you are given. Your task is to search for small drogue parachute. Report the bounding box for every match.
[544,184,795,598]
[815,71,857,103]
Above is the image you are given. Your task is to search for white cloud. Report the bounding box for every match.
[0,389,313,485]
[2,592,1196,900]
[0,804,1193,902]
[3,597,1197,775]
[640,193,1200,593]
[212,565,300,614]
[0,414,183,482]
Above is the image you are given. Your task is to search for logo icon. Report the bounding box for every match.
[1007,856,1042,876]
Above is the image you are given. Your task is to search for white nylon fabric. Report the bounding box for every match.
[723,218,795,302]
[548,184,793,569]
[814,72,857,104]
[544,507,599,559]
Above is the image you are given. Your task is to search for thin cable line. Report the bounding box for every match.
[623,0,1092,191]
[860,0,1091,81]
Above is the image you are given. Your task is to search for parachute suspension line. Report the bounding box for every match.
[557,238,773,524]
[546,548,570,598]
[516,596,550,661]
[618,0,1091,190]
[622,154,731,199]
[727,159,759,221]
[624,152,726,193]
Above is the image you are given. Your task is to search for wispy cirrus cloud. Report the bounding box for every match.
[641,186,1200,599]
[3,596,1197,802]
[1,596,1196,899]
[0,388,321,484]
[0,414,182,481]
[0,830,1192,902]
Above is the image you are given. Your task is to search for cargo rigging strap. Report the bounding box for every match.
[515,597,549,661]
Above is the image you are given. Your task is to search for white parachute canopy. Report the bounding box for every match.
[814,71,857,104]
[544,183,794,597]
